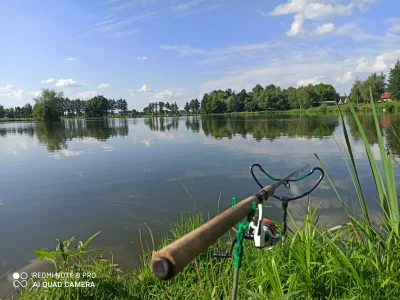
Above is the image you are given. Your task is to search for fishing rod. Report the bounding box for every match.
[151,161,324,300]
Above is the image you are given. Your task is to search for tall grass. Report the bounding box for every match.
[19,89,400,299]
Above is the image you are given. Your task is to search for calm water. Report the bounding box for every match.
[1,114,399,294]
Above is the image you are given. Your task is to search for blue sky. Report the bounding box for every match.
[0,0,399,110]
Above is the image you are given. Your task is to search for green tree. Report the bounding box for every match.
[314,83,339,102]
[0,104,5,118]
[350,78,363,104]
[184,102,190,113]
[158,101,165,114]
[388,60,400,100]
[297,85,317,109]
[14,106,21,118]
[116,99,128,115]
[85,96,109,118]
[360,73,386,102]
[189,98,200,113]
[244,93,257,111]
[32,89,64,121]
[235,89,248,112]
[252,84,264,111]
[165,102,171,111]
[21,103,33,118]
[286,87,300,108]
[171,102,179,113]
[226,95,237,112]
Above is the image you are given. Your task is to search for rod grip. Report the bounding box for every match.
[151,185,274,280]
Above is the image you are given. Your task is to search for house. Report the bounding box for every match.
[338,96,346,105]
[380,91,392,102]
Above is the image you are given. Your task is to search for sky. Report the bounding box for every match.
[0,0,399,111]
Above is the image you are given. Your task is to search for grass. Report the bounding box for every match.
[0,117,34,122]
[17,88,400,299]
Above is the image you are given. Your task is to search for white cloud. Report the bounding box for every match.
[108,28,140,38]
[155,90,173,98]
[160,44,204,56]
[336,71,353,83]
[97,83,111,89]
[266,0,357,19]
[386,18,400,33]
[0,85,42,100]
[287,13,305,36]
[335,23,385,42]
[297,75,325,86]
[161,41,282,61]
[40,78,56,84]
[266,0,307,16]
[137,56,148,60]
[303,3,352,20]
[65,57,77,61]
[155,90,187,98]
[265,0,375,36]
[175,92,186,97]
[76,91,97,100]
[138,84,153,92]
[55,79,85,87]
[96,20,130,31]
[311,23,335,36]
[0,84,24,97]
[131,11,159,21]
[25,91,42,97]
[172,0,204,11]
[352,0,376,11]
[90,17,120,29]
[355,49,400,72]
[130,89,135,96]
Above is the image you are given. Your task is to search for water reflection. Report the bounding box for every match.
[144,117,179,132]
[200,115,339,140]
[1,114,400,154]
[0,119,129,152]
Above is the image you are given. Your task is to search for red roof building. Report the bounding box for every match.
[380,91,392,99]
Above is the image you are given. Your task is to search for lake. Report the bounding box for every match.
[1,114,399,295]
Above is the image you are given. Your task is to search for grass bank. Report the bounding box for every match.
[228,102,400,116]
[18,92,400,299]
[0,117,34,122]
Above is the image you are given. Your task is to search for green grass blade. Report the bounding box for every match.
[336,100,371,233]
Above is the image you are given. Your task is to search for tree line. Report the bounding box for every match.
[31,89,129,121]
[349,60,400,104]
[184,99,200,113]
[0,103,33,118]
[198,60,400,114]
[198,83,339,114]
[142,101,180,115]
[1,90,130,121]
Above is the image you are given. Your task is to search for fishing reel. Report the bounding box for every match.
[214,201,281,259]
[248,202,280,250]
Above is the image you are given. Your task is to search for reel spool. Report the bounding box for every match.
[248,202,281,250]
[249,218,280,250]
